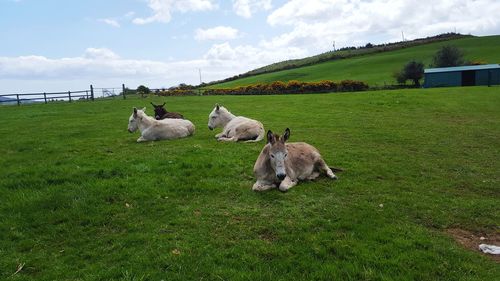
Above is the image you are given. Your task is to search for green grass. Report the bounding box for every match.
[209,35,500,88]
[1,87,499,280]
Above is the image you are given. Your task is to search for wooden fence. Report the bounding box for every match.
[0,84,128,106]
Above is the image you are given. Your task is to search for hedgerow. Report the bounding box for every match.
[155,80,368,96]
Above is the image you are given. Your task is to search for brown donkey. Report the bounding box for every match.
[151,102,184,120]
[253,128,339,192]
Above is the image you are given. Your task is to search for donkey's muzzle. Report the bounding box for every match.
[277,173,286,181]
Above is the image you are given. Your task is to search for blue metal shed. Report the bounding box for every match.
[423,64,500,88]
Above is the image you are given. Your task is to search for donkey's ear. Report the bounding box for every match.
[215,104,220,111]
[162,102,166,106]
[282,128,290,142]
[133,107,138,117]
[267,130,275,144]
[150,102,156,107]
[142,107,146,112]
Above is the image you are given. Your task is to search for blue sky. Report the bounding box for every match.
[1,0,499,93]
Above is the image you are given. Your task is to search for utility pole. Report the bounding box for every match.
[198,68,202,85]
[332,40,335,51]
[401,31,405,42]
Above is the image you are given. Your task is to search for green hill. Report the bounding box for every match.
[208,35,500,88]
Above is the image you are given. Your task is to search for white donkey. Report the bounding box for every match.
[253,128,340,192]
[128,107,195,142]
[208,104,265,142]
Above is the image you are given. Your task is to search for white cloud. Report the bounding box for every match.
[83,48,120,60]
[204,42,307,67]
[0,42,308,92]
[232,0,272,18]
[0,50,176,85]
[133,0,217,25]
[98,12,138,27]
[265,0,500,52]
[98,18,120,28]
[124,11,135,18]
[195,26,240,41]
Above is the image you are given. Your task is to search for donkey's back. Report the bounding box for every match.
[284,142,324,179]
[144,118,195,140]
[159,112,184,119]
[226,117,264,141]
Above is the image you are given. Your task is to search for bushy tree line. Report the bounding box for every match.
[155,80,369,96]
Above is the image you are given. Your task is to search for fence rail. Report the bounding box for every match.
[0,84,129,106]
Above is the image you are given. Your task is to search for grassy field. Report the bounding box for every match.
[0,87,499,280]
[209,35,500,88]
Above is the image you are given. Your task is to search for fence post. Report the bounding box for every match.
[44,92,47,104]
[90,85,95,101]
[68,91,72,102]
[16,94,20,106]
[86,90,89,100]
[122,84,126,100]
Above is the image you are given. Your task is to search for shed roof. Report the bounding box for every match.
[424,64,500,74]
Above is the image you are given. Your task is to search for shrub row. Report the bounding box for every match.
[155,80,368,97]
[203,80,368,95]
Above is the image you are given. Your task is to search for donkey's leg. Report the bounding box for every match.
[243,136,263,143]
[252,180,276,191]
[243,131,265,143]
[318,159,337,179]
[278,177,297,192]
[215,132,224,138]
[137,136,148,143]
[218,136,238,142]
[307,172,321,180]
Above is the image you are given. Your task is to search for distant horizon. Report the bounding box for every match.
[1,0,499,93]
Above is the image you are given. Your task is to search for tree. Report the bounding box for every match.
[136,85,150,97]
[403,60,424,87]
[392,70,407,85]
[394,61,424,87]
[432,45,464,67]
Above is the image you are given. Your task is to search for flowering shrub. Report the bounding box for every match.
[202,80,368,96]
[154,80,368,96]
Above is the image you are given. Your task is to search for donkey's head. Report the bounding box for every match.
[267,128,290,181]
[208,104,226,130]
[151,102,167,120]
[128,107,146,133]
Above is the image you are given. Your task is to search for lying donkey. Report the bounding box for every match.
[253,128,340,192]
[208,104,264,142]
[128,107,194,142]
[151,102,184,120]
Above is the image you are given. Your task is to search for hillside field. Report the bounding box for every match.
[0,87,499,280]
[209,35,500,88]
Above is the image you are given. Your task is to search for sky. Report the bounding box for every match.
[0,0,499,93]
